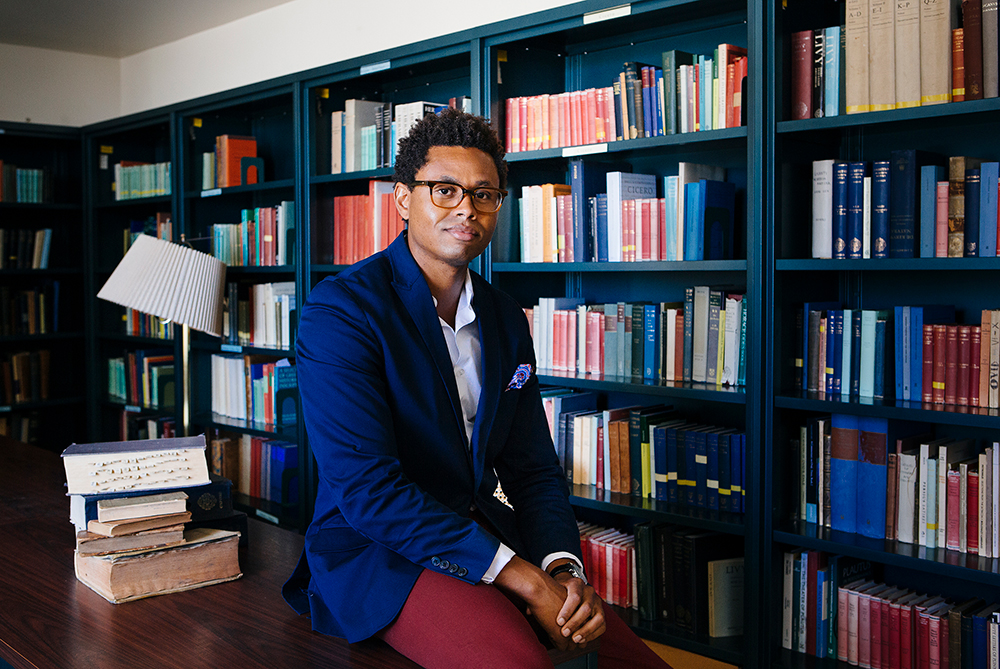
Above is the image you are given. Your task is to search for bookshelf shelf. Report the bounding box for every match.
[103,397,174,414]
[493,260,748,273]
[0,332,83,343]
[184,178,296,199]
[224,266,296,276]
[95,195,172,209]
[0,396,84,412]
[774,391,1000,429]
[776,97,1000,134]
[99,333,173,346]
[773,525,1000,588]
[610,604,745,664]
[233,492,298,528]
[0,268,83,276]
[192,340,294,356]
[776,258,1000,271]
[570,484,745,534]
[309,264,349,275]
[198,412,298,441]
[539,371,747,403]
[504,127,748,164]
[0,202,81,212]
[310,168,394,185]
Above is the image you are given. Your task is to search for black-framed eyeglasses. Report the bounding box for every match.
[409,180,507,213]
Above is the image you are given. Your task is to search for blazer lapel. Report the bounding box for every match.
[387,234,467,444]
[470,272,501,488]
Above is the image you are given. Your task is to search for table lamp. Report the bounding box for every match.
[97,233,227,436]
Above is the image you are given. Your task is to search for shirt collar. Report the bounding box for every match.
[431,269,477,331]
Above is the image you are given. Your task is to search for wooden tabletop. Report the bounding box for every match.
[0,437,419,669]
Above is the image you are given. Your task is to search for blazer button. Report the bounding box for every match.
[439,559,450,570]
[457,567,468,577]
[448,564,459,574]
[431,557,441,567]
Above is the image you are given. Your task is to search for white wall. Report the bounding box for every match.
[119,0,578,117]
[0,43,119,126]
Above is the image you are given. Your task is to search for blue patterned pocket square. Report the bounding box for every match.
[505,364,533,391]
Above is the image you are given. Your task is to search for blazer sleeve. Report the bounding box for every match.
[297,279,499,584]
[490,308,584,567]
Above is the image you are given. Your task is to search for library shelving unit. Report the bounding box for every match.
[481,0,764,663]
[176,84,304,530]
[82,114,178,443]
[766,1,1000,668]
[0,121,87,450]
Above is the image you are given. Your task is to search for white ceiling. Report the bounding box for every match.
[0,0,299,58]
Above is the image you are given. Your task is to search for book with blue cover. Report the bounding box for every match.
[832,163,849,259]
[570,159,630,262]
[829,414,859,533]
[920,165,946,258]
[979,162,999,257]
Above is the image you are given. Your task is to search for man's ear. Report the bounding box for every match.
[393,182,411,222]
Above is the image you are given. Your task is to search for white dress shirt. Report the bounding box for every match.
[434,271,582,583]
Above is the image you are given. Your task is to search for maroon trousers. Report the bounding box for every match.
[377,567,672,669]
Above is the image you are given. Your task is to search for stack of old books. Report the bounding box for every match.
[62,435,243,604]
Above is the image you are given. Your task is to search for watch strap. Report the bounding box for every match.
[548,561,587,585]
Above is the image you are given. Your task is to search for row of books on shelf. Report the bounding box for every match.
[222,281,296,349]
[326,184,405,265]
[527,286,747,387]
[794,414,1000,556]
[123,213,172,252]
[211,201,295,267]
[120,413,176,441]
[202,135,258,190]
[811,154,1000,260]
[518,164,736,264]
[107,349,174,410]
[0,282,59,336]
[0,410,38,442]
[113,160,171,200]
[210,432,298,509]
[122,307,173,340]
[792,0,995,119]
[546,392,748,512]
[1,349,49,405]
[329,97,470,174]
[797,305,1000,408]
[504,45,748,155]
[0,228,52,269]
[0,162,51,203]
[782,551,999,669]
[209,354,298,427]
[63,436,243,603]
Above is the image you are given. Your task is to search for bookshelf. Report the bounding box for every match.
[482,0,763,661]
[767,2,1000,668]
[176,85,304,531]
[48,0,1000,665]
[82,115,177,444]
[0,121,86,450]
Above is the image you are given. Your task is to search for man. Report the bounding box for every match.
[284,108,669,668]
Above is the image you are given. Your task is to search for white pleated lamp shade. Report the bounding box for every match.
[98,234,227,337]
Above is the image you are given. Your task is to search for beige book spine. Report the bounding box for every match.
[846,0,871,113]
[895,0,922,108]
[920,0,954,105]
[869,0,897,111]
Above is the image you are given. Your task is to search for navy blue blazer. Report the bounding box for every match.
[283,231,582,642]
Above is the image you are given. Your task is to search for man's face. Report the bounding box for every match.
[394,145,500,271]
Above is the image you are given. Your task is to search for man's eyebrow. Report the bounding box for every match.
[431,175,497,187]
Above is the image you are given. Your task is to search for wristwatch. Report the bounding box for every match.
[549,562,588,585]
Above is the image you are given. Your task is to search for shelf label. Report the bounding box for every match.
[318,88,329,99]
[583,4,630,24]
[221,344,243,353]
[193,117,202,128]
[256,509,280,524]
[497,49,507,62]
[562,143,608,157]
[125,405,141,413]
[360,60,391,75]
[201,188,222,197]
[0,405,10,413]
[100,145,114,154]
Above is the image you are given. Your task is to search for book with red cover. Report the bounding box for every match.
[923,324,935,401]
[933,324,948,403]
[957,325,971,405]
[945,325,960,404]
[953,28,967,101]
[947,465,963,550]
[217,135,258,188]
[806,550,820,655]
[963,0,984,100]
[967,466,980,554]
[791,31,814,120]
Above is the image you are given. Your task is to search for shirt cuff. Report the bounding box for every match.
[481,543,516,583]
[541,551,584,575]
